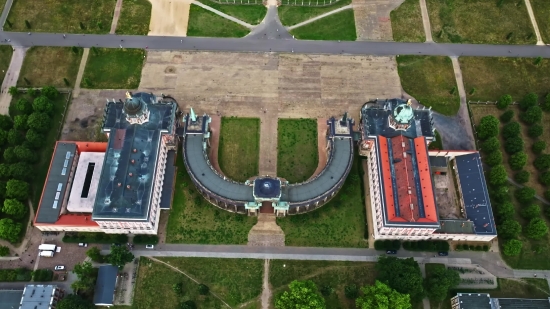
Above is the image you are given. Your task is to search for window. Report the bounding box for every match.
[81,163,96,198]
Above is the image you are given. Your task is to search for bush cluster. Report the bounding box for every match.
[0,268,31,281]
[402,240,449,252]
[32,269,53,282]
[373,240,401,251]
[63,232,128,244]
[454,244,489,251]
[132,235,159,245]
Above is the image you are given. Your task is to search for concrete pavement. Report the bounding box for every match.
[0,46,27,115]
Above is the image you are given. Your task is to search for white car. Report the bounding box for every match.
[78,243,88,247]
[54,265,65,271]
[145,244,154,249]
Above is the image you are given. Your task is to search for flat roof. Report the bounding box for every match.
[0,290,23,308]
[36,142,77,223]
[160,150,176,209]
[67,152,105,213]
[94,265,119,305]
[496,298,550,308]
[20,285,57,309]
[436,219,475,234]
[454,153,497,235]
[454,293,492,309]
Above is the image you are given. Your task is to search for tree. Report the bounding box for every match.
[27,112,51,132]
[180,300,196,309]
[172,282,183,295]
[0,115,12,131]
[525,218,548,240]
[3,147,17,164]
[32,96,54,115]
[514,170,530,184]
[485,150,502,167]
[500,110,514,123]
[497,94,512,109]
[107,245,134,269]
[198,283,209,295]
[41,86,59,99]
[509,152,527,170]
[504,136,524,154]
[477,115,499,140]
[528,124,543,138]
[481,137,500,153]
[24,20,31,29]
[72,261,96,292]
[7,129,22,146]
[13,115,28,131]
[6,180,29,201]
[16,98,33,115]
[8,86,18,96]
[14,145,36,163]
[521,106,543,124]
[502,121,520,139]
[0,164,9,179]
[375,257,424,303]
[355,280,412,309]
[502,239,523,256]
[345,284,359,299]
[491,185,509,203]
[86,247,103,263]
[0,218,21,243]
[519,92,538,111]
[2,199,27,219]
[25,129,44,148]
[543,93,550,112]
[540,171,550,186]
[489,165,507,186]
[498,220,522,239]
[534,154,550,170]
[424,267,460,302]
[275,280,325,309]
[0,246,9,257]
[57,294,95,309]
[0,130,6,148]
[533,141,547,154]
[496,201,515,220]
[515,187,536,203]
[520,204,541,220]
[9,163,34,181]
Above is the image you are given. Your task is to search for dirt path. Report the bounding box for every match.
[419,0,433,42]
[72,48,90,98]
[0,47,27,115]
[523,0,544,45]
[110,0,124,34]
[352,0,404,41]
[260,260,271,309]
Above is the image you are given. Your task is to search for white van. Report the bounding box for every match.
[39,251,54,257]
[38,244,57,251]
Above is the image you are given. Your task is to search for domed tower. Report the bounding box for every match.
[124,91,150,124]
[388,99,414,131]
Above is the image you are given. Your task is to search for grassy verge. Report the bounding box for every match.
[134,257,227,309]
[187,4,250,38]
[428,130,443,150]
[0,46,13,85]
[165,151,257,244]
[531,0,550,43]
[5,0,115,34]
[277,152,367,247]
[278,0,351,26]
[17,47,82,88]
[461,57,550,102]
[158,257,263,306]
[81,48,144,89]
[270,260,376,308]
[390,0,425,42]
[277,119,318,183]
[218,117,259,182]
[115,0,152,35]
[290,9,356,41]
[397,55,459,116]
[426,0,536,44]
[199,1,267,25]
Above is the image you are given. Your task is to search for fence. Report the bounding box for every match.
[208,0,344,6]
[468,100,520,105]
[208,0,264,4]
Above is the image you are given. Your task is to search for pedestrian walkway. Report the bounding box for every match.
[0,47,27,115]
[0,0,14,28]
[248,213,285,246]
[247,5,292,40]
[352,0,404,41]
[258,108,277,177]
[260,259,272,309]
[193,2,254,29]
[419,0,433,42]
[110,0,124,34]
[287,5,353,31]
[72,48,90,98]
[523,0,544,45]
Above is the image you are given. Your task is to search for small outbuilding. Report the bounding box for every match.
[93,265,119,307]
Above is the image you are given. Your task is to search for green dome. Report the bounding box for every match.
[393,104,414,124]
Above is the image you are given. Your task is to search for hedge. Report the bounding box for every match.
[63,232,128,244]
[454,244,489,252]
[33,269,53,282]
[374,239,401,250]
[133,235,159,245]
[0,268,32,282]
[402,240,450,252]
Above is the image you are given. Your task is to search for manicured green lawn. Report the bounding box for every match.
[165,151,257,244]
[461,57,550,102]
[531,0,550,43]
[187,4,250,38]
[200,1,267,25]
[397,55,459,116]
[17,47,82,88]
[0,46,13,85]
[277,119,318,183]
[277,153,367,247]
[426,0,536,44]
[218,117,259,182]
[278,0,351,26]
[158,257,263,306]
[390,0,426,42]
[270,260,376,308]
[291,9,356,41]
[5,0,115,34]
[81,48,145,89]
[115,0,152,35]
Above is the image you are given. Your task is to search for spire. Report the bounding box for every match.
[190,107,197,122]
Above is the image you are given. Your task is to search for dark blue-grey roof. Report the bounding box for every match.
[496,298,550,308]
[0,290,23,308]
[453,293,492,309]
[454,153,497,235]
[36,142,77,223]
[160,150,176,209]
[93,265,119,305]
[254,178,281,199]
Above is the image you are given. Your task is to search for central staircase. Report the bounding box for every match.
[247,213,285,247]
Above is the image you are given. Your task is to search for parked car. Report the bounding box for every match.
[386,250,397,254]
[145,244,154,249]
[78,243,88,247]
[438,251,449,256]
[54,265,65,271]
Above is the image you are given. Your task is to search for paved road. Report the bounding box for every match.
[1,32,550,57]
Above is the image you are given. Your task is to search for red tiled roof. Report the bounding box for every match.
[392,135,420,222]
[75,142,108,153]
[35,214,99,227]
[414,137,437,222]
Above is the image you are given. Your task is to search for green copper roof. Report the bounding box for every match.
[393,104,414,124]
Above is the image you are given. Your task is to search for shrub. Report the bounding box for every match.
[483,245,489,251]
[519,93,538,111]
[489,165,508,186]
[198,284,209,295]
[62,232,128,244]
[528,124,543,138]
[525,218,548,240]
[344,284,359,299]
[514,170,530,184]
[520,204,541,220]
[509,152,527,170]
[498,220,522,239]
[521,106,543,124]
[481,137,500,154]
[497,94,512,109]
[503,239,522,256]
[540,172,550,186]
[496,201,514,220]
[502,121,520,139]
[532,141,546,154]
[492,186,510,203]
[543,93,550,112]
[535,154,550,170]
[132,235,159,245]
[484,150,502,167]
[504,137,524,154]
[515,187,536,203]
[0,246,9,256]
[477,115,499,140]
[500,110,514,123]
[0,268,31,281]
[32,269,53,282]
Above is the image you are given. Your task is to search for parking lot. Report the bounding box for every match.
[36,234,90,272]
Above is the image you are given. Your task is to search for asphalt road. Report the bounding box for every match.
[1,32,550,58]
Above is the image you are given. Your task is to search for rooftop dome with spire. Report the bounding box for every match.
[392,101,414,124]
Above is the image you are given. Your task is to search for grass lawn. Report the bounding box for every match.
[461,57,550,102]
[428,130,443,150]
[290,9,356,41]
[270,260,376,308]
[158,257,263,306]
[390,0,426,42]
[426,0,536,44]
[134,257,226,309]
[0,46,13,85]
[199,1,267,25]
[531,0,550,43]
[17,47,82,88]
[5,0,115,34]
[277,153,367,247]
[218,117,259,182]
[397,55,459,116]
[115,0,152,35]
[165,151,257,244]
[277,119,318,183]
[187,4,250,38]
[278,0,351,26]
[81,48,144,89]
